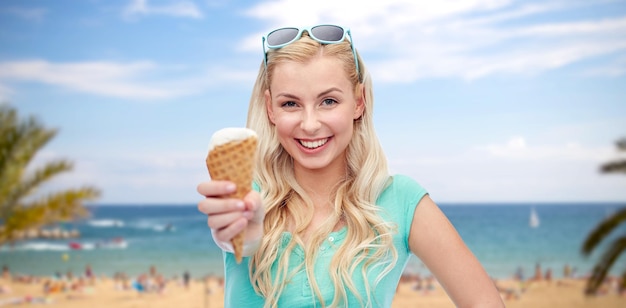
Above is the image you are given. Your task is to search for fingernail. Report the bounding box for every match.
[226,183,236,192]
[235,201,245,209]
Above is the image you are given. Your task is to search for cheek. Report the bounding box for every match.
[272,113,299,138]
[275,122,292,139]
[328,113,355,134]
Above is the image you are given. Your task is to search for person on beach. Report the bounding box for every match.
[1,265,10,281]
[197,24,504,307]
[534,263,542,281]
[183,271,191,290]
[84,264,95,285]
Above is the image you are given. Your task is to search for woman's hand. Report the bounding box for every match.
[197,180,264,256]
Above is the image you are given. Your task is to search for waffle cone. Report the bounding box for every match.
[206,136,257,263]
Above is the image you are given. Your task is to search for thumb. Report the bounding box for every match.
[243,190,264,223]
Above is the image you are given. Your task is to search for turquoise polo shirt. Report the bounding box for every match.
[222,175,427,307]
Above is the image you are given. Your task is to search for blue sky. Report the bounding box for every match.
[1,0,625,204]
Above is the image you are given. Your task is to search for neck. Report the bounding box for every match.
[294,160,347,207]
[292,160,347,240]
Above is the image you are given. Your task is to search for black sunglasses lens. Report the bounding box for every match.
[311,25,344,42]
[267,28,299,46]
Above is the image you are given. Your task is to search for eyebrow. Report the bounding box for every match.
[275,87,344,100]
[317,87,343,99]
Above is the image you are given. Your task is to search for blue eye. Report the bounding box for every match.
[322,98,337,106]
[281,101,297,108]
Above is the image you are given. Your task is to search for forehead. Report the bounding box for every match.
[270,56,352,92]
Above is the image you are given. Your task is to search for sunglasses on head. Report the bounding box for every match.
[261,24,361,81]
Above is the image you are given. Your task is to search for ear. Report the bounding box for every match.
[265,89,275,124]
[353,84,365,120]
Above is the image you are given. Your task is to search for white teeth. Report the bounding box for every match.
[300,138,328,149]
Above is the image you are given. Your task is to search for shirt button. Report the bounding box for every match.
[328,236,334,242]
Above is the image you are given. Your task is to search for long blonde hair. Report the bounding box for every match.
[246,32,396,307]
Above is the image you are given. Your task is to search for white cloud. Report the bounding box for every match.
[5,1,622,100]
[0,60,255,100]
[30,149,209,203]
[245,0,513,28]
[244,0,626,81]
[390,137,614,168]
[0,6,48,22]
[122,0,203,20]
[0,60,176,100]
[387,136,626,202]
[476,137,615,161]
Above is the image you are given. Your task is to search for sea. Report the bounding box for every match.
[1,203,625,281]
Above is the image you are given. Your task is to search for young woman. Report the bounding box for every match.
[197,25,504,307]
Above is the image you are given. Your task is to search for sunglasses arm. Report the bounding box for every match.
[262,37,268,69]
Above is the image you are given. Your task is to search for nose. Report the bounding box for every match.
[300,108,321,133]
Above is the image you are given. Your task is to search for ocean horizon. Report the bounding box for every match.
[2,202,625,282]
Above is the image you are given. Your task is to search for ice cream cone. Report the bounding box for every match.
[206,128,257,263]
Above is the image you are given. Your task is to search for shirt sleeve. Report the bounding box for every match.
[377,175,428,253]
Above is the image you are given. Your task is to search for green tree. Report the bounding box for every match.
[581,137,626,295]
[0,105,100,245]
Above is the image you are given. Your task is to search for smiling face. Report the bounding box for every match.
[265,55,364,175]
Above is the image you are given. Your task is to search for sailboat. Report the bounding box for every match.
[529,207,540,228]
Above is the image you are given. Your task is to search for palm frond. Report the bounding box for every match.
[0,106,57,211]
[601,160,626,174]
[616,138,626,151]
[0,105,101,246]
[0,204,46,244]
[0,109,56,172]
[1,160,74,214]
[600,137,626,174]
[34,187,101,222]
[584,236,626,295]
[0,187,100,244]
[582,137,626,296]
[581,207,626,255]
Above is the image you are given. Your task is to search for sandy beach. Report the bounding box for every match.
[1,273,624,308]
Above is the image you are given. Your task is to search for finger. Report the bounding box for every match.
[242,190,261,211]
[207,211,248,230]
[196,180,236,197]
[212,217,247,243]
[197,198,244,215]
[243,190,264,221]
